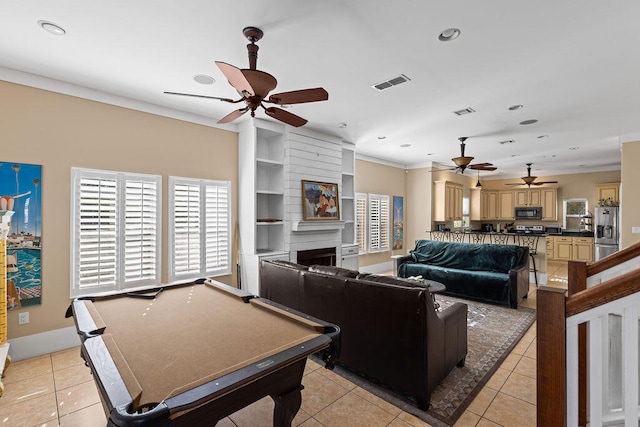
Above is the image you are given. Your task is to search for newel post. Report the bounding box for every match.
[537,286,567,426]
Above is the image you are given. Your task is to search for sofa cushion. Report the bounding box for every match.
[308,265,359,278]
[410,240,522,273]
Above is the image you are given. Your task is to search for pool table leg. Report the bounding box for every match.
[272,384,303,427]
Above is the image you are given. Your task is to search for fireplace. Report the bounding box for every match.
[296,247,336,267]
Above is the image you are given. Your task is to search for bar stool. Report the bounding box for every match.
[449,231,465,243]
[517,234,540,285]
[468,232,485,244]
[490,233,513,245]
[430,230,447,241]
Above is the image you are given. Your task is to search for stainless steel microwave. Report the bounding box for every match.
[515,206,542,220]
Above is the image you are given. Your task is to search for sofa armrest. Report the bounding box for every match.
[439,302,468,365]
[508,247,530,308]
[395,254,413,274]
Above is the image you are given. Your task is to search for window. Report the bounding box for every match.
[454,197,470,229]
[169,177,231,282]
[367,194,390,253]
[355,193,367,253]
[564,198,588,230]
[71,168,161,297]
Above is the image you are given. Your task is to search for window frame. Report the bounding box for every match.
[168,176,232,283]
[563,198,589,231]
[70,168,162,297]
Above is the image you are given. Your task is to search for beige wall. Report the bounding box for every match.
[354,159,406,266]
[1,81,238,339]
[622,140,640,248]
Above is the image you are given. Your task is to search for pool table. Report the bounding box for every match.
[67,279,340,427]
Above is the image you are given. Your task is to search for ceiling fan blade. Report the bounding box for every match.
[264,107,308,127]
[217,108,249,124]
[268,88,329,105]
[215,61,254,96]
[505,183,526,186]
[164,91,238,103]
[532,181,559,186]
[469,163,493,167]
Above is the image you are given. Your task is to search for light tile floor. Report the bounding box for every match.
[0,262,569,427]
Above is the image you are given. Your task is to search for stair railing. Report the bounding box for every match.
[537,242,640,427]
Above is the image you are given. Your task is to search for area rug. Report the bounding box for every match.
[321,295,536,426]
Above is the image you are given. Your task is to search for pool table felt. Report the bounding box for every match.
[82,282,324,409]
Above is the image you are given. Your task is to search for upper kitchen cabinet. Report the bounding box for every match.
[541,188,557,221]
[434,180,463,221]
[514,188,541,207]
[595,182,620,205]
[498,191,515,220]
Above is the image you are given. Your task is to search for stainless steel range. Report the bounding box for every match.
[515,225,545,234]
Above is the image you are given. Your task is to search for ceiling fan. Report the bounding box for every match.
[164,26,328,127]
[450,137,497,174]
[506,163,558,187]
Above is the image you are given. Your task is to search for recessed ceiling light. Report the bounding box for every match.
[338,122,347,129]
[400,144,411,148]
[511,154,520,157]
[279,104,291,109]
[569,146,580,150]
[38,20,66,36]
[498,140,516,145]
[378,136,386,140]
[438,28,461,42]
[193,74,215,85]
[519,119,538,125]
[508,105,523,111]
[537,135,549,139]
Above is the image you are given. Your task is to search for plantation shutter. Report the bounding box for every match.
[123,178,161,283]
[169,177,232,282]
[204,182,230,273]
[355,193,367,253]
[172,182,202,276]
[71,169,161,297]
[368,194,390,253]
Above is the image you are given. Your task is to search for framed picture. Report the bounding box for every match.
[302,180,340,220]
[393,196,404,250]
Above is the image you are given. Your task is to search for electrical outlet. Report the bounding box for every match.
[633,226,640,234]
[18,312,29,325]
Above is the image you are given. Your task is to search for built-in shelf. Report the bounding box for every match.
[292,221,345,232]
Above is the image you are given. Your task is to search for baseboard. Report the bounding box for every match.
[7,327,81,362]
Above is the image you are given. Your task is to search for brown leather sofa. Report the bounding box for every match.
[259,260,468,410]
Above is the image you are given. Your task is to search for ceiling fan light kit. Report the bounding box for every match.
[506,163,559,187]
[164,26,328,127]
[449,137,496,174]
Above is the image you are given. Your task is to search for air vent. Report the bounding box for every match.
[452,107,476,116]
[498,140,516,145]
[372,74,411,91]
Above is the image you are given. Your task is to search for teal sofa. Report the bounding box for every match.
[397,239,530,308]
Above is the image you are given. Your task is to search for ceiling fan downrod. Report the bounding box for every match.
[243,26,263,70]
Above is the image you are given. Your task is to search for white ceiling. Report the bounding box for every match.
[2,1,639,180]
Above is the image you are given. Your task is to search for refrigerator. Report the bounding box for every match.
[594,206,619,261]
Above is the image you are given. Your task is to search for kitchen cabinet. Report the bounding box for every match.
[546,236,555,260]
[498,191,515,220]
[515,189,541,207]
[548,235,594,262]
[482,191,499,220]
[434,180,463,221]
[554,236,574,261]
[541,188,557,221]
[574,237,594,262]
[596,183,620,205]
